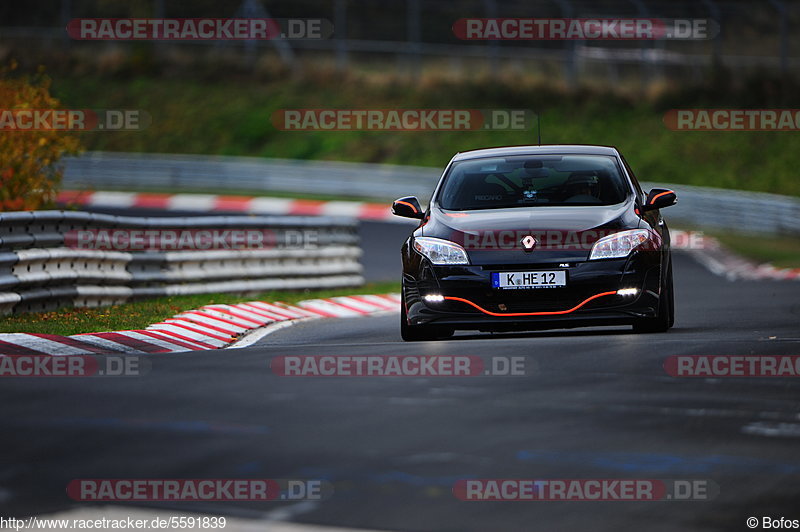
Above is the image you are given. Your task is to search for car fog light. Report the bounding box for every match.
[617,288,639,297]
[424,294,445,303]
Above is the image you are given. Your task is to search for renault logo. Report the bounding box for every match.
[521,235,537,251]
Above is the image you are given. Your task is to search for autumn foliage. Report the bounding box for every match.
[0,62,82,211]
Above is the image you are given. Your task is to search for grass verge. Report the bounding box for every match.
[0,281,400,337]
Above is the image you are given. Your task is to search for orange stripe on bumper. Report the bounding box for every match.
[443,291,618,317]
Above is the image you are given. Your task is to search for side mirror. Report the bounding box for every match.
[392,196,424,219]
[642,188,677,211]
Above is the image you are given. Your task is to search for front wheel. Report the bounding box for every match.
[632,256,674,334]
[400,293,454,342]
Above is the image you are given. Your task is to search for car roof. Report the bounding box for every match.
[451,144,620,162]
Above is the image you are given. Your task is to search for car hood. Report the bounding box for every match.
[425,200,637,265]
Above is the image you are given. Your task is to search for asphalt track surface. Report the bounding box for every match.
[2,218,800,531]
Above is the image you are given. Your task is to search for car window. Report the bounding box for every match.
[437,155,631,210]
[619,154,645,201]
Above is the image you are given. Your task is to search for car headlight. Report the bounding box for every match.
[588,229,653,260]
[413,237,470,265]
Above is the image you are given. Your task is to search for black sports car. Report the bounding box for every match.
[392,145,677,341]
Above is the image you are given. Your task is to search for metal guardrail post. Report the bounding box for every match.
[701,0,722,70]
[629,0,657,90]
[553,0,577,88]
[60,0,72,46]
[408,0,422,79]
[483,0,499,77]
[768,0,789,77]
[235,0,296,68]
[335,0,348,71]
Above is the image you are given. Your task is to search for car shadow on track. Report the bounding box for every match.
[444,328,636,341]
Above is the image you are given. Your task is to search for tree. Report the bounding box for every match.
[0,61,82,211]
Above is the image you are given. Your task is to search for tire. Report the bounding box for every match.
[400,292,454,342]
[632,255,674,334]
[666,256,675,328]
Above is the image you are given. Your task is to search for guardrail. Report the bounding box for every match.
[0,210,363,315]
[63,151,441,202]
[63,152,800,237]
[644,182,800,237]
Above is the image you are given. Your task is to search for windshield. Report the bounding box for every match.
[437,154,631,210]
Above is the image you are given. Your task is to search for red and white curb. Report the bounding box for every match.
[57,190,410,223]
[687,237,800,281]
[0,293,401,356]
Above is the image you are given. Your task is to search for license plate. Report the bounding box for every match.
[492,270,567,289]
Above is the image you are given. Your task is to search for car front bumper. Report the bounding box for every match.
[403,252,664,331]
